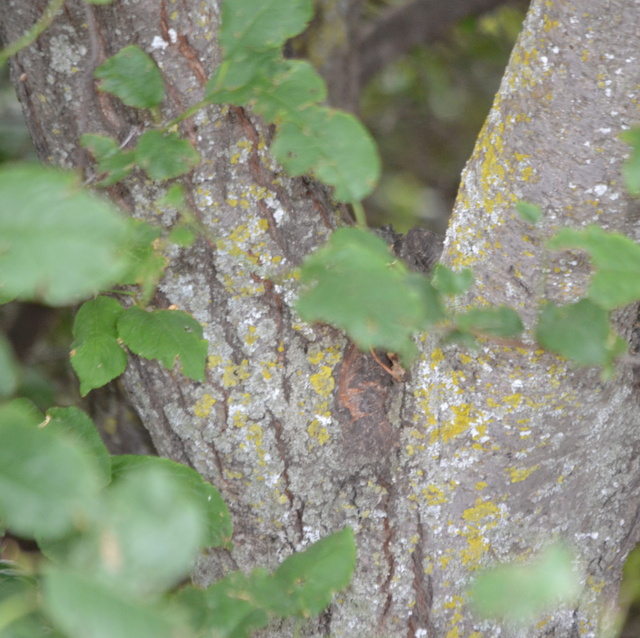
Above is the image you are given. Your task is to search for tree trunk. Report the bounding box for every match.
[3,1,640,636]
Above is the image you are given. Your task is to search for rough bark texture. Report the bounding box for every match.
[3,1,640,636]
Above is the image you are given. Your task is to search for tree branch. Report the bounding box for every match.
[359,0,526,88]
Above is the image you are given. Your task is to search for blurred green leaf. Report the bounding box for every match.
[117,306,207,381]
[469,543,579,624]
[535,299,626,366]
[117,220,166,302]
[70,296,127,396]
[515,201,542,225]
[297,228,438,363]
[0,165,130,306]
[68,464,205,596]
[135,131,200,181]
[548,225,640,309]
[621,127,640,196]
[0,401,100,540]
[432,264,473,295]
[95,46,164,109]
[44,407,111,488]
[43,568,179,638]
[456,305,523,338]
[111,455,233,549]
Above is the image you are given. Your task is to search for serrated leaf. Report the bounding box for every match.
[71,296,127,396]
[456,305,523,338]
[621,127,640,196]
[0,401,100,540]
[548,225,640,309]
[43,568,179,638]
[515,201,542,225]
[469,544,579,624]
[135,131,200,181]
[271,106,381,202]
[117,306,207,381]
[220,0,313,59]
[94,45,165,109]
[80,134,134,186]
[297,228,434,363]
[432,264,473,295]
[67,464,205,597]
[535,299,625,366]
[271,527,356,617]
[111,455,233,549]
[44,407,111,488]
[0,165,130,306]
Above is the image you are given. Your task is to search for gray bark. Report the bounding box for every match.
[3,1,640,636]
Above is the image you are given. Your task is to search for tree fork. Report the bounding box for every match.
[3,1,640,636]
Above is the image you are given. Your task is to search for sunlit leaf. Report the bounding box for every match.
[515,201,542,225]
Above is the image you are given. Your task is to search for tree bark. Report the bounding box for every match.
[3,1,640,636]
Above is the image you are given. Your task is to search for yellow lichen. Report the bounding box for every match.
[508,465,539,483]
[194,393,217,418]
[309,366,335,397]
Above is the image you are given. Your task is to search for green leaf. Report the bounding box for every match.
[535,299,626,366]
[117,306,207,381]
[80,134,135,186]
[117,220,166,302]
[297,228,435,363]
[135,131,200,181]
[0,401,100,540]
[69,464,206,596]
[44,407,111,488]
[271,527,356,617]
[469,544,579,624]
[168,224,197,247]
[176,576,270,638]
[515,201,543,225]
[220,0,313,59]
[43,568,179,638]
[548,225,640,309]
[252,60,327,122]
[206,51,281,100]
[70,296,127,396]
[271,106,381,202]
[0,165,130,306]
[94,45,165,109]
[621,127,640,196]
[455,305,524,338]
[0,334,19,398]
[111,455,233,549]
[432,264,473,295]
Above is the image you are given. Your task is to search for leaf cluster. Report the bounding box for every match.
[0,400,355,638]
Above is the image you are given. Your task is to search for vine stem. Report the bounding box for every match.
[351,202,367,228]
[0,0,66,68]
